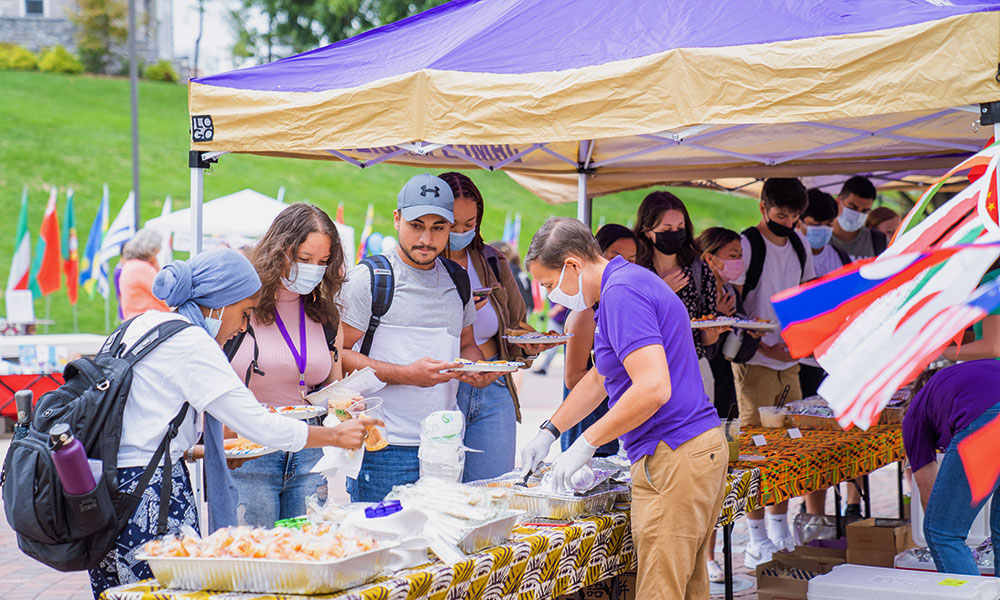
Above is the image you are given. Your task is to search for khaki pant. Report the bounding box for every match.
[733,363,802,428]
[630,427,728,600]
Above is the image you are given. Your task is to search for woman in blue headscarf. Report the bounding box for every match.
[88,248,379,598]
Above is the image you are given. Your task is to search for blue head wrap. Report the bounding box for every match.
[152,247,261,532]
[153,247,261,331]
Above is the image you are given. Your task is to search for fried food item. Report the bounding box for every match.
[329,394,363,422]
[144,524,378,561]
[364,425,388,452]
[223,438,263,453]
[505,320,538,337]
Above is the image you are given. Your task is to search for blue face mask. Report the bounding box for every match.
[204,306,224,339]
[449,229,476,251]
[805,225,834,249]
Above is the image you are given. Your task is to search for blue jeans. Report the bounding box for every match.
[458,376,517,482]
[560,385,619,457]
[232,447,325,527]
[347,445,420,502]
[924,403,1000,576]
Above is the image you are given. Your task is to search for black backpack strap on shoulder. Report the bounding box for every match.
[482,245,502,281]
[872,229,888,255]
[788,232,807,280]
[101,316,139,358]
[741,227,766,299]
[833,245,852,266]
[118,402,190,535]
[223,324,265,386]
[123,319,193,366]
[439,256,472,306]
[322,322,339,363]
[359,255,394,357]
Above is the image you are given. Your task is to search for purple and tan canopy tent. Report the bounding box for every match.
[187,0,1000,239]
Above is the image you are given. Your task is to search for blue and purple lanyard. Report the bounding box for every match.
[274,299,308,399]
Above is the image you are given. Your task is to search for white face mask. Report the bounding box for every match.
[837,206,867,233]
[281,262,327,295]
[548,263,589,312]
[205,306,224,339]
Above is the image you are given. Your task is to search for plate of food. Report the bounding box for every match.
[731,318,779,331]
[445,358,525,373]
[503,322,574,344]
[267,404,327,420]
[223,438,278,459]
[691,316,739,328]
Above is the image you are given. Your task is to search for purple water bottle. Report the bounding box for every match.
[49,423,96,495]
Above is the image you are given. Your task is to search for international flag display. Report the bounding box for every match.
[30,187,62,296]
[80,184,110,297]
[7,187,31,291]
[96,191,136,268]
[63,188,79,305]
[355,203,374,263]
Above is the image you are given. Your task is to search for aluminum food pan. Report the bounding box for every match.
[506,487,621,520]
[456,511,524,554]
[137,543,396,595]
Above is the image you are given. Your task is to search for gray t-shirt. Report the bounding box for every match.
[340,249,477,444]
[341,249,476,337]
[830,228,876,260]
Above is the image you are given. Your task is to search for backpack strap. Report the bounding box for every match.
[223,324,264,386]
[359,255,394,357]
[690,259,704,315]
[872,229,888,255]
[482,245,503,281]
[439,256,472,306]
[322,322,339,363]
[741,227,766,299]
[788,232,807,280]
[123,319,194,365]
[101,316,140,358]
[832,245,852,266]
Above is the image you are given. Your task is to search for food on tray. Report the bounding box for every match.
[223,438,265,454]
[329,393,364,422]
[144,524,379,561]
[505,321,538,337]
[364,423,388,452]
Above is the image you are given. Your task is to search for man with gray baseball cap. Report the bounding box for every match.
[340,174,500,501]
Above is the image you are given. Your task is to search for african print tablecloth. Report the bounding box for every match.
[716,467,761,528]
[101,512,636,600]
[732,424,904,506]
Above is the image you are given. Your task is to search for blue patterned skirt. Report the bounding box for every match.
[88,460,198,598]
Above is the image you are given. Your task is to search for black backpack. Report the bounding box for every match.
[741,226,807,299]
[1,317,192,571]
[357,254,471,356]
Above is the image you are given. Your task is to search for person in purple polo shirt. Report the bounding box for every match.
[519,217,726,600]
[903,360,1000,576]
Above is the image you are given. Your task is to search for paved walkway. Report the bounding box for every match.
[0,357,905,599]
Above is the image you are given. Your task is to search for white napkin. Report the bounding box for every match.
[341,507,432,571]
[305,368,386,406]
[310,413,365,479]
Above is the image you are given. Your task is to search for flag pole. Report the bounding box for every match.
[72,304,78,333]
[104,293,110,333]
[44,296,50,334]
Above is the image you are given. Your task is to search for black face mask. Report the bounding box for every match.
[652,229,686,255]
[766,218,796,238]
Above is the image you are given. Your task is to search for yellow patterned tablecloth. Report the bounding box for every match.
[716,467,761,528]
[101,512,636,600]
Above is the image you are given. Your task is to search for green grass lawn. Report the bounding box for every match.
[0,70,762,334]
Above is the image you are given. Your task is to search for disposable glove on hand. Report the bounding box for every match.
[519,429,557,476]
[550,435,598,494]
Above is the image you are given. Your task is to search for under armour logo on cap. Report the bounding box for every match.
[420,185,440,198]
[397,173,455,223]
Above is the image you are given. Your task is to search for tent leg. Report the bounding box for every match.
[190,165,204,256]
[576,171,592,226]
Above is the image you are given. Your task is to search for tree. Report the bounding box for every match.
[71,0,128,73]
[230,0,449,65]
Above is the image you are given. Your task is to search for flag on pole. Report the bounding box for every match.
[63,188,79,305]
[355,203,374,263]
[512,213,522,247]
[502,212,514,244]
[7,187,31,291]
[96,191,137,268]
[80,184,110,298]
[31,187,62,296]
[155,196,173,268]
[336,202,344,225]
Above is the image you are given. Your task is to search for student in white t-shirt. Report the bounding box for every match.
[731,178,814,569]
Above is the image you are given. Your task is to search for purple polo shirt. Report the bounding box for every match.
[903,360,1000,472]
[594,257,720,463]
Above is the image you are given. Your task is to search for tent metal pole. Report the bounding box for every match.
[190,167,204,256]
[577,171,591,226]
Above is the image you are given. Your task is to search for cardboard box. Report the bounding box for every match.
[847,518,914,568]
[756,549,845,600]
[557,571,637,600]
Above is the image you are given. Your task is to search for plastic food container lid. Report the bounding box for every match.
[365,500,402,518]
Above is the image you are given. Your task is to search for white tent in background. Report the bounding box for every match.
[145,189,355,265]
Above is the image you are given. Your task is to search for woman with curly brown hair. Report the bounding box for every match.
[229,203,347,526]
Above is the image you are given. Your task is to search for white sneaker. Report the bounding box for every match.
[773,536,796,552]
[744,539,778,569]
[707,559,726,583]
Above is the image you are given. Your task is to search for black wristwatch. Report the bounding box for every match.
[540,419,561,438]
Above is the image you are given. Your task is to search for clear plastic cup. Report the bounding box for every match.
[348,397,389,451]
[724,419,740,462]
[758,406,786,429]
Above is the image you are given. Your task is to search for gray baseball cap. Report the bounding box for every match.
[397,174,455,223]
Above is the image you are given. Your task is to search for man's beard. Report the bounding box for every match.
[400,243,439,266]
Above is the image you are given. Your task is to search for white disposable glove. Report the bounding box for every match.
[519,429,557,476]
[550,435,599,494]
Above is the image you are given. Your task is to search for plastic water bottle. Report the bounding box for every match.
[49,423,96,495]
[12,390,31,441]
